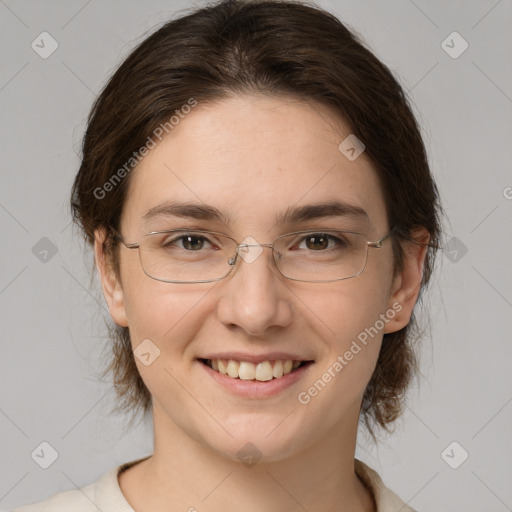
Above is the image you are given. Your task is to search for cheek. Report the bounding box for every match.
[125,288,190,342]
[308,270,393,389]
[120,260,190,348]
[121,281,205,407]
[121,264,215,368]
[320,275,391,344]
[294,282,390,431]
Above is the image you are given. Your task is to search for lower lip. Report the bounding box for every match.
[198,360,313,399]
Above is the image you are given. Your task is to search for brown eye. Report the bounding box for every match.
[298,233,348,251]
[304,234,329,250]
[180,235,206,251]
[162,234,212,251]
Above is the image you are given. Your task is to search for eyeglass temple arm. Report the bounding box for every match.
[367,228,395,248]
[109,227,139,249]
[368,227,438,250]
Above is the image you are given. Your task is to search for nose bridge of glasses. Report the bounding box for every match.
[228,241,276,266]
[238,242,274,249]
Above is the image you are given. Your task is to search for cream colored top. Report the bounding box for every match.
[13,456,417,511]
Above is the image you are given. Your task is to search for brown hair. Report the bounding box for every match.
[71,0,443,441]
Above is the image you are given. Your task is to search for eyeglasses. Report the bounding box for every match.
[110,226,395,284]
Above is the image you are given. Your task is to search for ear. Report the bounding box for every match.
[384,227,430,334]
[94,227,129,327]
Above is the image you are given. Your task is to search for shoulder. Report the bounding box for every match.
[12,480,98,512]
[355,458,418,512]
[11,456,151,512]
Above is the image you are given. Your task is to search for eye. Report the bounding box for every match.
[296,233,349,251]
[162,233,215,251]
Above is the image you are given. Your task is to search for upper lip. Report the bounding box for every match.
[198,352,314,364]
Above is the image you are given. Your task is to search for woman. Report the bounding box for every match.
[15,0,442,510]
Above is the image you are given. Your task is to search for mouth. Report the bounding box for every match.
[198,358,314,382]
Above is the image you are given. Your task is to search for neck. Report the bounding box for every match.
[119,403,375,512]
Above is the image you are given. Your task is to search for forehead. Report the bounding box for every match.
[121,95,388,235]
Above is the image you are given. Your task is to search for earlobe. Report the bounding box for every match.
[384,227,430,334]
[94,228,129,327]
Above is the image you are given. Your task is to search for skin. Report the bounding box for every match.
[94,94,429,512]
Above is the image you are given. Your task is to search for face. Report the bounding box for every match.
[96,94,422,463]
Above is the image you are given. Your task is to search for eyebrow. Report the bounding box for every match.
[142,199,369,227]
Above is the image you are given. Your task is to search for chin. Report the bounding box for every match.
[197,415,309,465]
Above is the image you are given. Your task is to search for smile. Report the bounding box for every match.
[199,358,312,381]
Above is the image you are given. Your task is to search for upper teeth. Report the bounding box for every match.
[208,359,301,381]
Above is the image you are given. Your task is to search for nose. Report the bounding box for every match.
[216,243,292,337]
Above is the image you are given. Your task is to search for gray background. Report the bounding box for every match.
[1,0,511,510]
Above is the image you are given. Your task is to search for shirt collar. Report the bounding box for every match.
[94,456,416,512]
